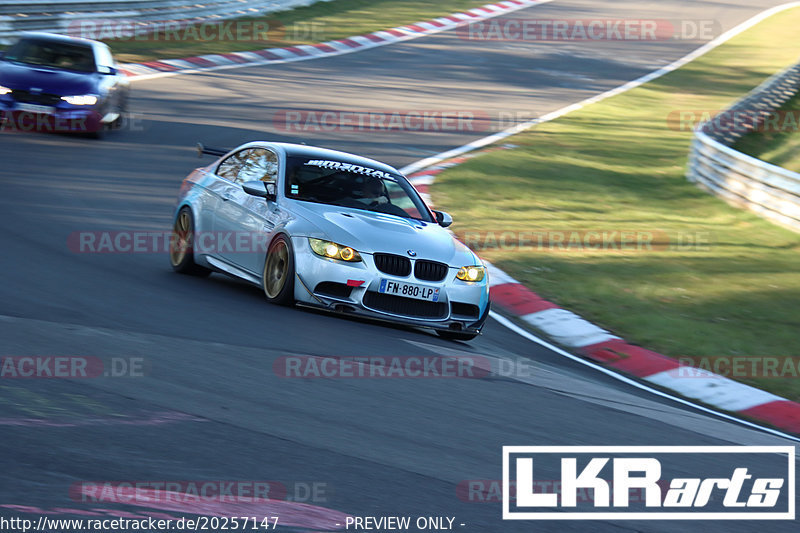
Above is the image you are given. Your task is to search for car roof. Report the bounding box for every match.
[18,32,104,49]
[267,142,402,176]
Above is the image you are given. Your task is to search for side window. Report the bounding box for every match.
[217,148,279,184]
[385,180,420,219]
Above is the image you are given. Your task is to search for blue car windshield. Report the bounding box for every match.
[3,39,95,73]
[285,156,434,223]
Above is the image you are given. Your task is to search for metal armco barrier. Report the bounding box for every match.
[0,0,327,43]
[687,61,800,232]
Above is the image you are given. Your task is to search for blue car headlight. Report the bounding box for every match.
[0,85,11,95]
[61,95,98,106]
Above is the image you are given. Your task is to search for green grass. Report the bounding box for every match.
[96,0,491,63]
[733,91,800,172]
[431,9,800,402]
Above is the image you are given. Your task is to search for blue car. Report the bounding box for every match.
[0,32,129,137]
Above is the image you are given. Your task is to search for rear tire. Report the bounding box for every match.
[169,207,211,276]
[262,235,295,306]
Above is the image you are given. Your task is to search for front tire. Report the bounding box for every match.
[112,94,128,129]
[86,125,105,140]
[169,207,211,276]
[262,235,295,306]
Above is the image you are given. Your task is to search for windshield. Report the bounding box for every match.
[285,157,434,222]
[3,39,95,73]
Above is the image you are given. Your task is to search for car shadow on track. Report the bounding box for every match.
[198,270,476,345]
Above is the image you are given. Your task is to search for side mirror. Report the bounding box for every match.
[98,65,118,75]
[242,180,276,201]
[433,210,453,228]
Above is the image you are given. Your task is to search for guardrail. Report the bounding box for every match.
[687,61,800,232]
[0,0,326,44]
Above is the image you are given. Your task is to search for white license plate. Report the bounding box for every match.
[16,103,55,114]
[379,279,440,302]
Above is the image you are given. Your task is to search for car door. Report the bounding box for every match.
[212,147,281,273]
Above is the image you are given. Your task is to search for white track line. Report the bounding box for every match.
[398,2,800,441]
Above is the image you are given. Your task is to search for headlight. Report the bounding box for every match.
[61,95,98,106]
[0,85,11,95]
[309,238,362,262]
[456,265,485,282]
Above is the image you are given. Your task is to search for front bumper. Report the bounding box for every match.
[291,237,490,334]
[0,104,103,133]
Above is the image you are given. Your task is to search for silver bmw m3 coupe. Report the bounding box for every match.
[170,141,490,341]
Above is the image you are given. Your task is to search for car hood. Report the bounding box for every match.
[289,201,477,266]
[0,61,96,95]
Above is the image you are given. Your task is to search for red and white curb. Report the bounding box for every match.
[118,0,554,81]
[407,150,800,437]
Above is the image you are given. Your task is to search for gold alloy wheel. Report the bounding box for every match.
[263,239,289,299]
[169,210,191,267]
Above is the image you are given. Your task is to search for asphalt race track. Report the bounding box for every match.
[0,1,797,532]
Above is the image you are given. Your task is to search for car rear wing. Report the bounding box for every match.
[196,143,230,158]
